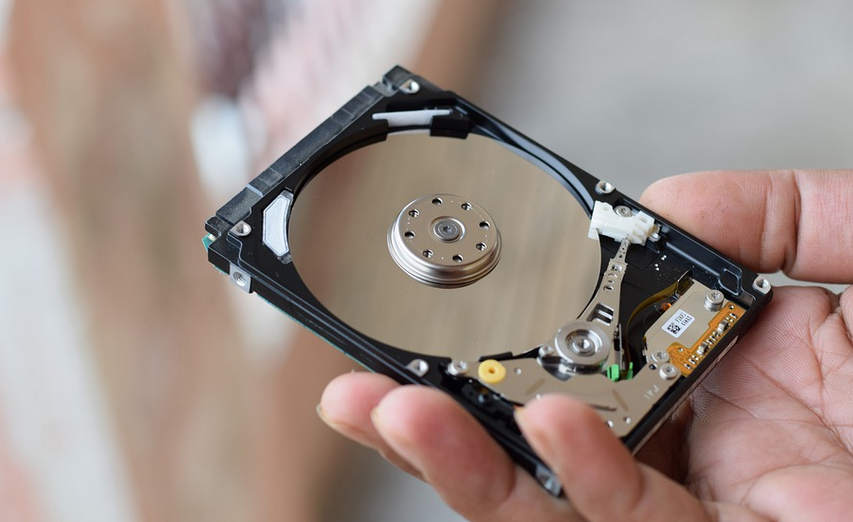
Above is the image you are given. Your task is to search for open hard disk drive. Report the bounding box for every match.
[204,66,772,495]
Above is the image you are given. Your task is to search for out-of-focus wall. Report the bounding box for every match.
[479,1,853,199]
[0,0,503,520]
[476,1,853,292]
[0,0,453,521]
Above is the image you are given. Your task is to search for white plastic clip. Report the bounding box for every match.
[372,109,452,128]
[263,193,292,257]
[588,201,655,245]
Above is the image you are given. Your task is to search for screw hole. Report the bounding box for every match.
[233,222,251,236]
[452,255,463,263]
[432,198,442,206]
[476,242,486,251]
[400,79,420,94]
[404,231,415,239]
[461,202,472,210]
[479,221,490,229]
[422,250,434,258]
[409,209,419,217]
[596,181,615,195]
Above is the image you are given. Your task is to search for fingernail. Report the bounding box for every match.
[515,406,555,465]
[515,406,546,449]
[316,403,332,425]
[514,406,527,429]
[369,407,382,429]
[316,403,346,432]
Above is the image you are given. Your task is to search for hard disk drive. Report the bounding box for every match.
[204,66,772,495]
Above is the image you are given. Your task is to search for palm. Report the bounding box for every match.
[678,285,853,515]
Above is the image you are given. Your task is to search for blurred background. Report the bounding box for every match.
[0,1,850,521]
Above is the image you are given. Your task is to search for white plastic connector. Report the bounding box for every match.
[372,109,452,127]
[588,201,655,245]
[263,193,292,257]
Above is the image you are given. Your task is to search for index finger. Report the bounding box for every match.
[639,170,853,284]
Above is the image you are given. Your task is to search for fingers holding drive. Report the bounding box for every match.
[640,170,853,284]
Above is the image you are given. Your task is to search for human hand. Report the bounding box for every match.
[318,170,853,521]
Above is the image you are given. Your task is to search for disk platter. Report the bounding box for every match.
[290,133,600,361]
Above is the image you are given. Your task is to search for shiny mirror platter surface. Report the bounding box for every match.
[289,133,601,360]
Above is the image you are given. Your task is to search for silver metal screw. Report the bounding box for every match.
[433,218,462,242]
[753,276,772,294]
[406,359,429,377]
[400,79,420,94]
[660,364,679,380]
[704,290,724,311]
[539,345,556,358]
[570,335,595,356]
[615,205,632,217]
[447,360,469,376]
[651,350,670,363]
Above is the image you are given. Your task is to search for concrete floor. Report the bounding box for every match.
[338,2,853,521]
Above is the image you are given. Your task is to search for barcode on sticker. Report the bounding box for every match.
[662,310,695,338]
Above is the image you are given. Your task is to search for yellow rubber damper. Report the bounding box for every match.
[478,359,507,384]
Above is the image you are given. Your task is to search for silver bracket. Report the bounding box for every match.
[535,465,562,496]
[753,276,772,294]
[229,263,252,293]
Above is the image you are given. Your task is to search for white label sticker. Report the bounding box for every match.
[662,310,695,338]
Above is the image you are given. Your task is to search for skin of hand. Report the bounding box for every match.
[318,170,853,522]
